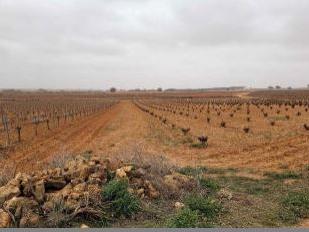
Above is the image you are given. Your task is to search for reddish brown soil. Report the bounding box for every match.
[1,100,308,174]
[0,105,121,172]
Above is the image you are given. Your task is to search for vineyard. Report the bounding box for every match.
[0,92,117,148]
[1,90,309,228]
[1,90,309,172]
[136,95,309,147]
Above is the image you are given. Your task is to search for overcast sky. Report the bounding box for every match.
[0,0,308,90]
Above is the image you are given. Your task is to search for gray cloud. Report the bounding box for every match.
[0,0,309,89]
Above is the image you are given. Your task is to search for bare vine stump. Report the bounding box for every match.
[16,126,22,142]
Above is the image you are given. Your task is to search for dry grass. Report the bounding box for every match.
[0,163,16,187]
[45,151,76,169]
[114,143,175,175]
[44,196,104,228]
[113,144,190,199]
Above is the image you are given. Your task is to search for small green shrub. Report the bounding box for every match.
[199,178,220,193]
[206,167,233,175]
[218,176,271,195]
[102,179,140,218]
[103,179,128,200]
[190,142,207,149]
[181,137,194,144]
[98,215,109,227]
[264,171,302,180]
[168,208,199,228]
[185,195,221,219]
[280,191,309,223]
[106,170,115,182]
[179,166,207,177]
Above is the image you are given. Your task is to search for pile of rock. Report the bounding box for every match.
[0,155,193,228]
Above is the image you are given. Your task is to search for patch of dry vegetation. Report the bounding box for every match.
[0,164,16,187]
[0,147,205,228]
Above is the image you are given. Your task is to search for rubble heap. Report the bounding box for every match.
[0,155,193,228]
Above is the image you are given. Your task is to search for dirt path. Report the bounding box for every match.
[235,91,253,99]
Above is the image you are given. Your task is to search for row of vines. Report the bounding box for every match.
[135,96,309,148]
[0,93,117,147]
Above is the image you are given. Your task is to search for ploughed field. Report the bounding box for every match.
[0,90,309,173]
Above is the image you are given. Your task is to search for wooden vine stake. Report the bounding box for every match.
[46,119,50,130]
[16,116,22,142]
[57,116,60,127]
[1,107,10,146]
[16,126,22,142]
[32,116,39,136]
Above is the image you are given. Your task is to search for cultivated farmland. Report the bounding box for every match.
[0,89,309,228]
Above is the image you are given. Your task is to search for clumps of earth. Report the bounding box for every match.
[0,155,194,228]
